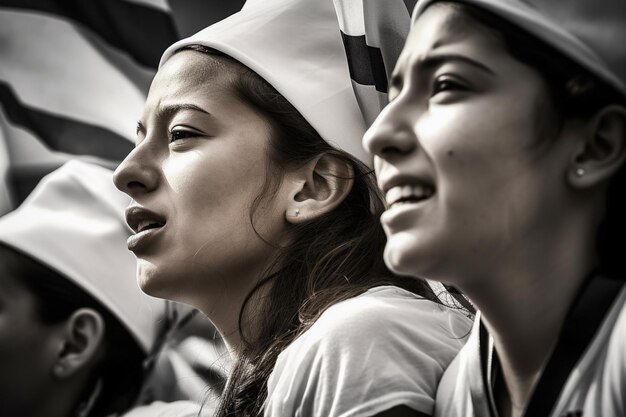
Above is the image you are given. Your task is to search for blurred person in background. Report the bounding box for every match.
[365,0,626,416]
[0,160,193,417]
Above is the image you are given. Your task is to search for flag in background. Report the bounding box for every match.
[0,119,10,215]
[0,0,178,215]
[333,0,417,126]
[0,1,246,412]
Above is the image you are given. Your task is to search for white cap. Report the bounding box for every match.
[0,160,166,353]
[413,0,626,96]
[160,0,370,164]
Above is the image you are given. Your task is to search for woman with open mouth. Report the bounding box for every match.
[113,0,472,416]
[365,1,626,416]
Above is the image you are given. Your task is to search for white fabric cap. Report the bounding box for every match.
[0,160,165,353]
[160,0,370,165]
[413,0,626,96]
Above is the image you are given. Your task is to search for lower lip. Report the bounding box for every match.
[381,198,432,226]
[127,226,164,252]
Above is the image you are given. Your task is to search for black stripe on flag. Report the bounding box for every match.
[403,0,418,15]
[0,0,178,68]
[0,82,134,161]
[340,32,388,93]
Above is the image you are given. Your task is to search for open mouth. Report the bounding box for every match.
[136,220,165,233]
[125,206,167,234]
[385,184,435,207]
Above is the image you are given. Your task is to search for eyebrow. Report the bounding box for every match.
[156,103,212,120]
[135,103,212,136]
[419,53,496,75]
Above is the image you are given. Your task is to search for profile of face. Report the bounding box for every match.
[364,3,581,285]
[0,264,58,416]
[114,51,290,302]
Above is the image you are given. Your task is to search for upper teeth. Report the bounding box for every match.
[386,184,433,206]
[137,220,159,233]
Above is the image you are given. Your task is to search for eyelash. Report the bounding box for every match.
[432,75,467,96]
[387,74,468,103]
[168,128,198,143]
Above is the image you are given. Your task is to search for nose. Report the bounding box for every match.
[363,101,417,160]
[113,144,159,198]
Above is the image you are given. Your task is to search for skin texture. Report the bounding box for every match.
[365,4,626,416]
[113,51,291,349]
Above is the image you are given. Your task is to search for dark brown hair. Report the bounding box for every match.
[440,1,626,277]
[175,45,442,417]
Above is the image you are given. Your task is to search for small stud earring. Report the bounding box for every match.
[295,209,300,217]
[575,167,585,177]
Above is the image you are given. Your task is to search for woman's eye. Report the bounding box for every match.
[432,75,467,96]
[168,128,198,143]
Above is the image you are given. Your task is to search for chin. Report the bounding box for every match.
[383,232,423,276]
[384,231,448,280]
[136,259,173,299]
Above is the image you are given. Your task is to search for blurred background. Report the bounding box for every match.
[0,0,246,216]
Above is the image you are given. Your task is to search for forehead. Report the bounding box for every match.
[145,51,235,108]
[397,3,505,71]
[158,50,231,85]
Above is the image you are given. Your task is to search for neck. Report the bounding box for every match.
[460,209,598,411]
[186,268,275,356]
[195,282,251,355]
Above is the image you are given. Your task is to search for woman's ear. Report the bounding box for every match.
[285,154,354,224]
[52,308,105,379]
[568,105,626,188]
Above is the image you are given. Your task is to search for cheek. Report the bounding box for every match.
[164,150,266,214]
[162,148,274,264]
[426,97,541,186]
[0,320,53,389]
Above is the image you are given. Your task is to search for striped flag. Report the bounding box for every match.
[333,0,417,125]
[0,0,179,215]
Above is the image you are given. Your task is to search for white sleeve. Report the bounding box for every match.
[264,287,471,417]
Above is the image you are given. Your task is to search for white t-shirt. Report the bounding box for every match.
[264,285,472,417]
[434,280,626,417]
[119,400,201,417]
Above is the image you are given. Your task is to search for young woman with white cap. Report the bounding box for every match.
[0,160,172,417]
[113,0,471,416]
[364,1,626,416]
